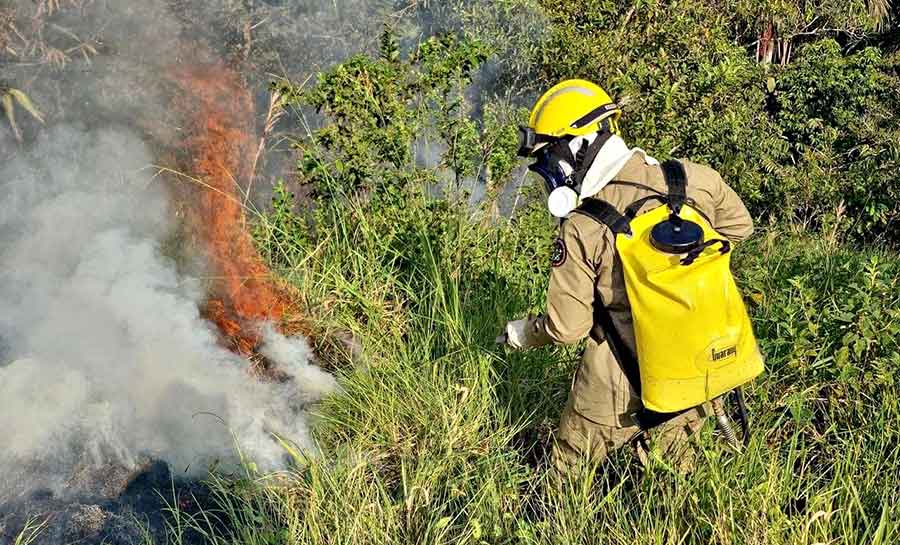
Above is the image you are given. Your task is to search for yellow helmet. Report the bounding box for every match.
[519,79,621,155]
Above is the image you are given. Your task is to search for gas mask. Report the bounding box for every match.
[529,137,581,218]
[519,126,612,218]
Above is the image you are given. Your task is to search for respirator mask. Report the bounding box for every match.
[519,126,610,218]
[528,137,580,218]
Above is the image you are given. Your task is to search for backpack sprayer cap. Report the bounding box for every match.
[650,217,704,254]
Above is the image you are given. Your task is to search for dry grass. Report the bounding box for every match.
[0,0,97,67]
[868,0,893,30]
[0,0,99,142]
[0,8,14,56]
[1,86,45,142]
[247,89,287,206]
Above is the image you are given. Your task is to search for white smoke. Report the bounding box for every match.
[0,0,544,509]
[0,124,336,499]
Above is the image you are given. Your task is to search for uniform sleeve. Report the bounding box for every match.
[537,218,599,345]
[712,175,754,242]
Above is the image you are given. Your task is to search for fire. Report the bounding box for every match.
[167,61,301,360]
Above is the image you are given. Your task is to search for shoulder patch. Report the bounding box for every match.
[550,237,567,267]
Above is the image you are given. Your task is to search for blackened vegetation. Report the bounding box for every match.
[0,462,212,545]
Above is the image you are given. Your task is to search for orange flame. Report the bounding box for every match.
[167,61,298,359]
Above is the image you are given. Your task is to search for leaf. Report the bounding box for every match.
[2,93,20,142]
[835,345,850,367]
[471,519,482,540]
[767,77,776,93]
[8,89,44,123]
[434,516,452,530]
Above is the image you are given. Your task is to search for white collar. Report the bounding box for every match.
[578,135,659,200]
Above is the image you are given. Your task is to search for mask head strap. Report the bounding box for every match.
[572,122,614,186]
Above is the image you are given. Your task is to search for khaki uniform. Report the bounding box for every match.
[521,154,754,474]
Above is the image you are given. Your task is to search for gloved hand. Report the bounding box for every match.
[495,316,551,350]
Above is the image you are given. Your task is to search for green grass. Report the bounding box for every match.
[159,190,900,545]
[12,517,50,545]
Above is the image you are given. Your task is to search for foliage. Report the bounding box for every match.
[535,0,900,241]
[166,2,900,544]
[400,0,549,95]
[723,0,896,40]
[539,0,782,203]
[274,30,500,202]
[253,180,311,269]
[769,40,900,238]
[736,235,900,427]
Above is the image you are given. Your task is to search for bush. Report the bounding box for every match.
[769,40,900,238]
[535,1,900,241]
[736,235,900,428]
[269,29,548,306]
[274,31,495,201]
[225,6,900,544]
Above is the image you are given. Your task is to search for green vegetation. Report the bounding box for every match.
[172,195,900,544]
[539,0,900,240]
[134,2,900,544]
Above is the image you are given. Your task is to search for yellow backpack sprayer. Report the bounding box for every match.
[577,160,764,448]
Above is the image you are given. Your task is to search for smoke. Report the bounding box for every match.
[0,0,545,511]
[0,124,336,500]
[0,0,390,506]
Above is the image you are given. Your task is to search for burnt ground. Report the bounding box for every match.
[0,461,212,545]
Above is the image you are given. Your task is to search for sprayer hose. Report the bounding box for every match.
[712,396,742,452]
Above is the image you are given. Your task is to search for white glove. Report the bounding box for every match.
[496,317,542,350]
[504,318,532,349]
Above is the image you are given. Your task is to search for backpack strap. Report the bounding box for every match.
[590,298,641,397]
[661,159,687,214]
[574,200,639,394]
[573,198,633,237]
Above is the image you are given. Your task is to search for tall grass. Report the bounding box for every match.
[166,191,900,544]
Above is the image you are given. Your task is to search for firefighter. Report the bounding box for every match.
[499,79,755,474]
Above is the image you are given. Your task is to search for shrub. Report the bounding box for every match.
[535,1,900,241]
[274,31,493,201]
[736,235,900,429]
[769,40,900,238]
